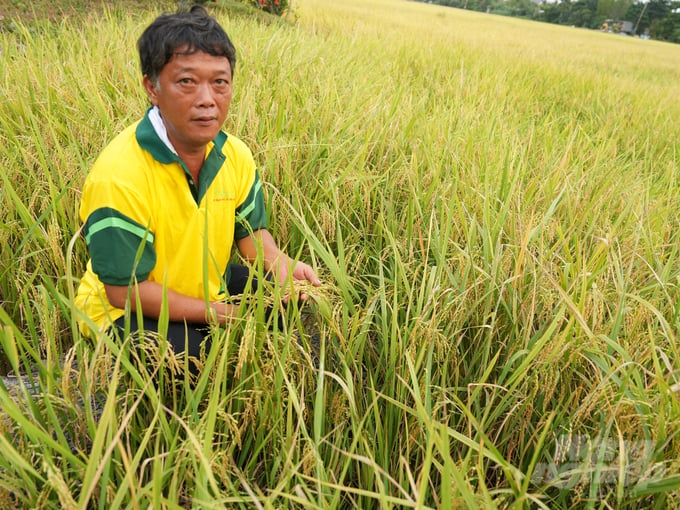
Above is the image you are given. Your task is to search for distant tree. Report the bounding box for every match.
[539,0,603,27]
[597,0,633,20]
[626,0,674,34]
[649,11,680,40]
[573,3,600,27]
[492,0,540,17]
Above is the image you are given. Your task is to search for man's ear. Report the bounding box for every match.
[142,75,159,105]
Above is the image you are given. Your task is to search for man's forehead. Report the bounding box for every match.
[166,49,232,72]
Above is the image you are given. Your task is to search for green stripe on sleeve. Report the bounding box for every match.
[236,179,262,220]
[84,207,156,285]
[234,171,268,239]
[85,217,155,245]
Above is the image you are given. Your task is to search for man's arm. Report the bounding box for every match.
[236,229,321,289]
[104,229,320,322]
[104,281,235,325]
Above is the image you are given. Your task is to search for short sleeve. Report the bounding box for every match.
[81,179,157,285]
[234,168,268,239]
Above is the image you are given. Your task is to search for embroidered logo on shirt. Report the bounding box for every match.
[213,191,234,202]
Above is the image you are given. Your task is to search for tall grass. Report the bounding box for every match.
[1,0,680,507]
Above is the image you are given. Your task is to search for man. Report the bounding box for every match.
[75,5,320,364]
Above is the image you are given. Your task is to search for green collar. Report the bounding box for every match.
[136,107,228,204]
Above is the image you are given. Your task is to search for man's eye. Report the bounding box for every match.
[179,78,193,85]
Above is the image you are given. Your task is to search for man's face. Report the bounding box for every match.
[143,48,232,154]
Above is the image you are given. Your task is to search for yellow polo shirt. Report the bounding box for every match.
[75,108,267,337]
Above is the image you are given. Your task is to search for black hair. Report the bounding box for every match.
[137,5,236,83]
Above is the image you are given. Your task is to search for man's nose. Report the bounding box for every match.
[195,83,215,106]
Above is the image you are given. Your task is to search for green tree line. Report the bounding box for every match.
[418,0,680,42]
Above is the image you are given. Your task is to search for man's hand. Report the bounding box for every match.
[237,229,321,301]
[291,260,321,286]
[280,260,321,302]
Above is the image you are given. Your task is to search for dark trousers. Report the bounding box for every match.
[112,264,258,365]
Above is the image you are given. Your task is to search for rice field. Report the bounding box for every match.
[1,0,680,507]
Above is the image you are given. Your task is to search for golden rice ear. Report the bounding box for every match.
[235,315,257,381]
[129,331,202,390]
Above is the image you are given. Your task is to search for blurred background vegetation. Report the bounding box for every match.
[417,0,680,42]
